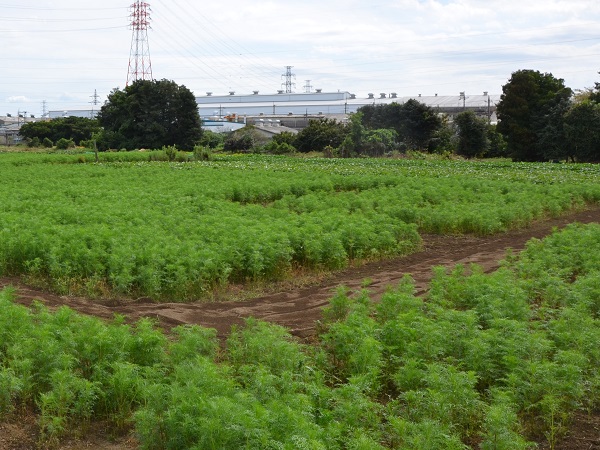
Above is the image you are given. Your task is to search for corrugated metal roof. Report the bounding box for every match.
[197,93,499,118]
[50,92,500,120]
[196,91,348,104]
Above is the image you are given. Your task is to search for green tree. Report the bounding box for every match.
[587,72,600,104]
[97,79,202,151]
[19,117,101,145]
[537,94,572,162]
[486,125,508,158]
[197,130,225,149]
[363,128,398,156]
[294,118,348,153]
[496,70,572,162]
[564,101,600,162]
[454,111,489,158]
[358,100,442,150]
[428,116,456,154]
[338,112,365,157]
[338,113,398,157]
[397,99,443,149]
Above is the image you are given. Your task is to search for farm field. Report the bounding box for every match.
[1,220,600,449]
[0,152,599,448]
[0,152,599,301]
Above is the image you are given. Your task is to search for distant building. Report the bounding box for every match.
[48,110,99,119]
[196,91,500,127]
[0,116,37,145]
[48,90,499,130]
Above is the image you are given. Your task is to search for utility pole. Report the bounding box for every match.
[484,91,491,123]
[459,91,466,109]
[281,66,296,94]
[126,1,153,86]
[17,110,26,126]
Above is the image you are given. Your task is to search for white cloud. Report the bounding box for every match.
[7,96,33,103]
[0,0,599,114]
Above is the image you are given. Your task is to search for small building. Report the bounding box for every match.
[0,116,38,145]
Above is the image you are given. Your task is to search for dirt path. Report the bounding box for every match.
[3,207,600,340]
[1,207,599,450]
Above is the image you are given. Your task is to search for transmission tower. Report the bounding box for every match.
[90,89,100,106]
[126,1,153,86]
[41,100,48,118]
[281,66,296,93]
[303,80,313,93]
[90,89,101,118]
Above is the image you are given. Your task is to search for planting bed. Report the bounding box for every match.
[1,207,599,450]
[1,153,600,449]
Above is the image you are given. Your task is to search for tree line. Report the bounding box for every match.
[497,69,600,162]
[19,79,202,152]
[18,72,600,162]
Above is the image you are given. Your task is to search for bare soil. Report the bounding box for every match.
[4,207,600,340]
[1,206,599,449]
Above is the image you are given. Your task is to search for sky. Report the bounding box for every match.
[1,0,599,117]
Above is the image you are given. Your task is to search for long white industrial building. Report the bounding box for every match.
[196,90,499,119]
[47,90,499,125]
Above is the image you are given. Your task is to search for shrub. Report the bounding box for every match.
[163,145,178,161]
[193,145,212,161]
[294,118,348,153]
[198,129,224,149]
[261,140,296,155]
[27,137,41,148]
[55,138,75,150]
[272,131,297,146]
[42,137,54,148]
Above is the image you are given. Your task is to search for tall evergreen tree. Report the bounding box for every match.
[497,70,571,162]
[564,101,600,162]
[454,111,489,158]
[97,79,202,151]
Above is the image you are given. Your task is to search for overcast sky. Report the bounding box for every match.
[1,0,599,116]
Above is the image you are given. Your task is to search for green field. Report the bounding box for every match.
[1,152,599,300]
[1,223,599,448]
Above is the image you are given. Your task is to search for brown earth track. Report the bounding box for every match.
[1,206,599,450]
[2,207,599,341]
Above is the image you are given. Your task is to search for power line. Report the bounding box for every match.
[0,16,127,22]
[0,3,128,11]
[0,25,128,32]
[150,1,280,89]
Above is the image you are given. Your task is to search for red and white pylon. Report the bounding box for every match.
[126,1,153,86]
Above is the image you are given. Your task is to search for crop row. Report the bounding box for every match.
[0,153,599,299]
[1,223,599,448]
